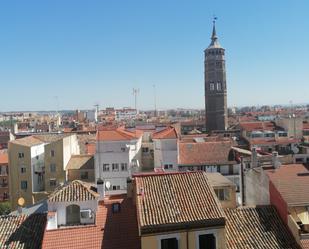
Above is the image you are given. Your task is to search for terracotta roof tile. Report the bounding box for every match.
[267,164,309,206]
[43,196,140,249]
[239,121,275,132]
[96,128,142,141]
[0,153,8,165]
[65,155,94,170]
[0,214,46,249]
[152,126,178,139]
[301,239,309,249]
[10,136,43,147]
[178,141,234,165]
[225,206,300,249]
[48,180,99,202]
[135,172,225,234]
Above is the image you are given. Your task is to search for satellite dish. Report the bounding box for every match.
[292,146,299,154]
[18,197,25,207]
[105,181,111,190]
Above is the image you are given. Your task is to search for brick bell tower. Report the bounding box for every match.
[204,18,228,132]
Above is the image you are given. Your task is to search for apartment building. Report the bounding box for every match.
[135,172,226,249]
[152,126,178,171]
[115,108,137,121]
[177,136,240,191]
[9,134,79,209]
[0,152,9,201]
[95,127,142,195]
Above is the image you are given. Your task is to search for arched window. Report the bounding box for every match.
[66,204,80,225]
[210,83,215,91]
[216,82,222,91]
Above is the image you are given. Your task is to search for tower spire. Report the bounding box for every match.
[208,16,221,48]
[211,16,217,41]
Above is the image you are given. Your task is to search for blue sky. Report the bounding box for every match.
[0,0,308,111]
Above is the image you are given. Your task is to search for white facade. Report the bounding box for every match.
[86,109,98,122]
[63,134,80,170]
[153,138,178,171]
[30,143,45,192]
[47,199,98,229]
[95,137,142,195]
[115,108,137,121]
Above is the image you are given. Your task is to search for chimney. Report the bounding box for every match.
[272,151,281,169]
[251,147,258,168]
[96,178,105,200]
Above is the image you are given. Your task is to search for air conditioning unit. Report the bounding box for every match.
[80,209,92,219]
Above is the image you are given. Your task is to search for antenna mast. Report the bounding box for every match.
[153,84,157,117]
[132,88,139,114]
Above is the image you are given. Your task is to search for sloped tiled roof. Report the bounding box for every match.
[10,136,43,147]
[135,172,225,234]
[178,140,235,165]
[267,164,309,206]
[0,153,8,165]
[48,180,99,202]
[225,206,300,249]
[152,126,178,139]
[97,128,142,141]
[239,121,275,132]
[0,214,46,249]
[301,239,309,249]
[43,196,140,249]
[65,155,94,170]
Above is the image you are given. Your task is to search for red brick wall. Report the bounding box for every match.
[269,180,288,224]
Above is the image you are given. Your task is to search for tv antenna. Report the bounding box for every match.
[132,88,139,112]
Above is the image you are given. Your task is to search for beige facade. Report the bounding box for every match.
[141,227,226,249]
[9,143,36,209]
[9,134,79,209]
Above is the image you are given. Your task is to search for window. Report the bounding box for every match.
[21,181,27,190]
[164,164,173,170]
[161,238,178,249]
[142,147,149,153]
[36,155,39,160]
[50,164,56,173]
[214,188,230,201]
[112,203,121,213]
[112,163,119,171]
[209,83,215,91]
[199,233,216,249]
[102,164,110,171]
[18,152,24,158]
[121,163,127,171]
[50,179,57,187]
[51,150,55,157]
[121,147,126,152]
[20,165,26,173]
[80,171,89,180]
[216,82,222,91]
[112,185,120,190]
